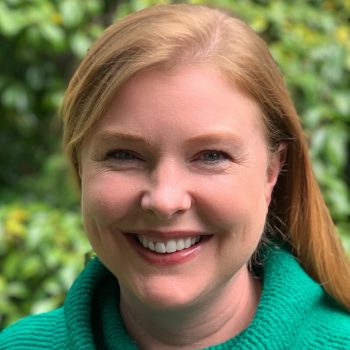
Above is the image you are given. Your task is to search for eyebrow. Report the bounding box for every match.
[184,132,244,146]
[93,130,245,149]
[92,131,153,148]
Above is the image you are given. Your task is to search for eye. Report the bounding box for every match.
[106,149,140,161]
[197,150,231,164]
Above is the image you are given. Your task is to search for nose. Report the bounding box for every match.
[140,163,192,220]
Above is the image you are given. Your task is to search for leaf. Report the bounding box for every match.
[60,0,84,27]
[70,32,93,58]
[39,23,65,50]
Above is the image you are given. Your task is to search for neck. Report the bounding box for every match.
[120,266,261,350]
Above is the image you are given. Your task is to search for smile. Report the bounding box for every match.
[137,235,201,254]
[124,232,212,265]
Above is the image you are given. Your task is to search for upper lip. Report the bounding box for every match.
[124,230,208,239]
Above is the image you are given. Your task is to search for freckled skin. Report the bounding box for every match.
[80,65,282,316]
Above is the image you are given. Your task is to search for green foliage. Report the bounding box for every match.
[0,0,349,330]
[0,202,90,328]
[0,0,110,206]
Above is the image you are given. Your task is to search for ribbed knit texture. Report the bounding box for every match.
[1,244,350,349]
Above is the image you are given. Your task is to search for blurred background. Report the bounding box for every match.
[0,0,349,329]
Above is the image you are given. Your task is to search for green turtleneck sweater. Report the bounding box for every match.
[1,245,350,349]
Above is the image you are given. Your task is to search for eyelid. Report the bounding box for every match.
[195,149,233,162]
[103,148,233,164]
[105,149,141,160]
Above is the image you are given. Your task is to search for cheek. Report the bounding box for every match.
[80,173,143,266]
[197,175,268,271]
[81,172,139,229]
[195,173,269,232]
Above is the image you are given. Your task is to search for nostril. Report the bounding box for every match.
[140,190,192,219]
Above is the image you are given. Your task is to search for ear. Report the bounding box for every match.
[265,143,287,205]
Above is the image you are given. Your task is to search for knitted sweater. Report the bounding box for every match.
[1,245,349,349]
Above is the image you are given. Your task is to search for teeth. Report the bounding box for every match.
[137,235,201,254]
[184,238,191,248]
[165,240,177,253]
[176,239,185,250]
[155,242,166,253]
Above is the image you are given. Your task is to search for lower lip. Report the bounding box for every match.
[124,234,211,266]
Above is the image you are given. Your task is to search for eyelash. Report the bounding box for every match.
[105,149,140,161]
[195,150,231,163]
[105,149,231,165]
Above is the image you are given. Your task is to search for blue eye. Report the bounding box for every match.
[199,150,230,163]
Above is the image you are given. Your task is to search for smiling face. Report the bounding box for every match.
[80,65,281,309]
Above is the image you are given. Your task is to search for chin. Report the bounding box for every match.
[129,276,203,311]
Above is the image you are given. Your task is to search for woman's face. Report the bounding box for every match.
[80,65,281,309]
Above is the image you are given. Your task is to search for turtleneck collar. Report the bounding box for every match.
[63,244,325,349]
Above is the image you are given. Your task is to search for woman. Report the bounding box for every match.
[1,3,350,349]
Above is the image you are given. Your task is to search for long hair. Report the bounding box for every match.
[61,4,350,310]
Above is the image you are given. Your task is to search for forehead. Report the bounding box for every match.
[88,65,266,148]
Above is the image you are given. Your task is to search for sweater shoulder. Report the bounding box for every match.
[0,308,67,349]
[299,296,350,349]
